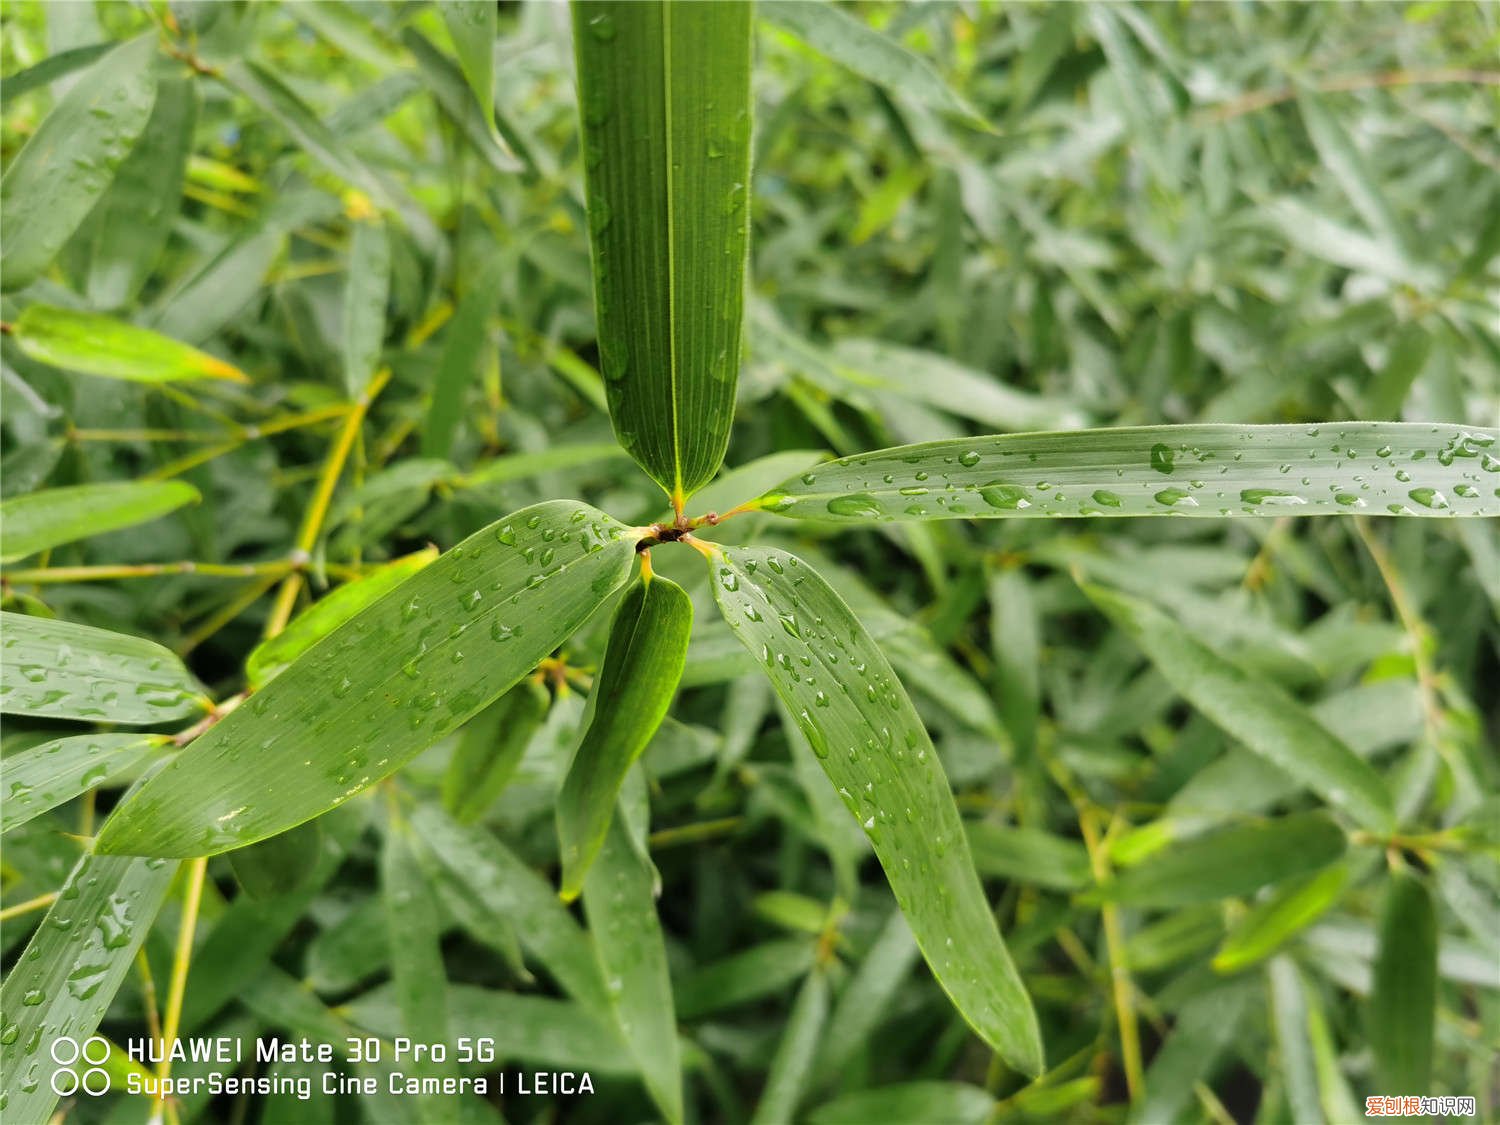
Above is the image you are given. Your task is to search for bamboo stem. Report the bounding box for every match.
[154,857,207,1119]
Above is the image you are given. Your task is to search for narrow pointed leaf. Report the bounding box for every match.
[1369,870,1436,1096]
[706,544,1042,1076]
[1296,89,1414,256]
[342,217,390,398]
[1090,813,1347,907]
[750,968,828,1125]
[558,573,692,899]
[0,851,178,1124]
[1,480,200,562]
[440,0,496,132]
[1,733,167,834]
[1083,584,1395,832]
[817,910,919,1074]
[1213,864,1350,973]
[0,611,206,724]
[11,305,250,384]
[810,1083,994,1125]
[573,0,754,502]
[402,28,520,176]
[226,821,322,902]
[582,817,683,1123]
[1268,957,1323,1125]
[443,680,550,823]
[0,35,158,292]
[95,502,640,857]
[1133,985,1251,1125]
[756,424,1500,521]
[421,254,505,458]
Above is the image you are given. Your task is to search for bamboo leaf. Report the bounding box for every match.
[706,544,1042,1076]
[442,680,549,823]
[0,733,166,835]
[94,501,641,857]
[965,823,1091,891]
[582,817,683,1124]
[0,35,159,292]
[1369,870,1436,1096]
[756,424,1500,521]
[342,217,390,398]
[459,443,633,491]
[0,851,178,1124]
[763,3,991,133]
[0,611,206,724]
[573,0,754,504]
[1268,957,1322,1125]
[817,910,918,1074]
[1296,88,1415,257]
[0,42,113,101]
[0,479,201,563]
[558,573,692,899]
[1083,584,1396,832]
[402,28,520,176]
[10,305,251,384]
[244,547,437,688]
[226,822,322,901]
[1091,813,1347,907]
[1213,864,1350,973]
[421,255,505,459]
[676,939,818,1020]
[1133,985,1252,1125]
[749,968,828,1125]
[810,1083,994,1125]
[440,0,496,132]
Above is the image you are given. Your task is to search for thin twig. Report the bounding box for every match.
[1198,68,1500,124]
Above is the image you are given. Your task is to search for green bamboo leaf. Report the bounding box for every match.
[573,0,754,505]
[817,910,919,1075]
[0,35,159,292]
[1369,870,1436,1096]
[0,611,206,724]
[342,216,390,398]
[245,547,438,688]
[421,255,505,458]
[1296,88,1415,257]
[0,851,178,1123]
[1268,957,1322,1125]
[401,28,520,176]
[558,572,692,899]
[1213,864,1350,973]
[810,1083,994,1125]
[582,817,683,1124]
[1132,985,1252,1125]
[411,802,610,1012]
[442,679,550,823]
[965,822,1091,891]
[459,443,633,491]
[0,42,113,101]
[676,939,818,1019]
[987,566,1040,757]
[706,544,1043,1076]
[756,424,1500,521]
[763,3,991,133]
[440,0,496,132]
[226,821,323,902]
[0,733,167,834]
[0,479,201,562]
[86,76,199,309]
[1091,813,1347,907]
[688,450,829,520]
[10,305,251,384]
[749,968,828,1125]
[1084,584,1396,832]
[94,501,641,857]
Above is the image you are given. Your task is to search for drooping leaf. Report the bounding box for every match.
[763,3,990,133]
[95,502,640,857]
[0,733,166,835]
[755,424,1500,521]
[341,217,390,398]
[87,76,200,309]
[1369,870,1436,1096]
[573,0,754,504]
[582,817,683,1124]
[0,35,159,292]
[10,305,251,384]
[0,479,201,562]
[440,0,496,132]
[749,968,828,1125]
[442,679,550,823]
[0,611,206,724]
[1084,584,1395,832]
[558,572,692,899]
[1213,864,1350,973]
[0,851,178,1124]
[706,544,1042,1076]
[244,547,437,688]
[1091,813,1347,906]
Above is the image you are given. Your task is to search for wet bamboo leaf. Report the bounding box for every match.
[0,479,201,563]
[0,611,206,724]
[442,679,550,823]
[750,968,828,1125]
[440,0,495,132]
[342,217,390,398]
[0,35,158,292]
[10,305,250,384]
[95,502,641,857]
[1092,813,1347,907]
[1213,864,1350,973]
[1084,584,1395,832]
[1369,870,1436,1096]
[810,1083,994,1125]
[0,851,178,1124]
[0,733,166,835]
[558,573,692,900]
[582,817,682,1124]
[756,424,1500,521]
[87,76,199,309]
[245,548,437,688]
[707,544,1042,1076]
[573,0,754,504]
[763,3,990,132]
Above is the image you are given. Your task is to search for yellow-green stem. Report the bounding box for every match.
[154,857,208,1118]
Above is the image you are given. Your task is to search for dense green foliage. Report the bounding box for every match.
[1,3,1497,1124]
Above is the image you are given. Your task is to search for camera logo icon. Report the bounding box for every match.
[49,1036,111,1097]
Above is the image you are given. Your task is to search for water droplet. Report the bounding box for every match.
[1407,487,1448,510]
[1154,488,1197,508]
[1240,489,1306,507]
[1150,443,1176,474]
[1092,489,1122,508]
[978,482,1030,510]
[958,450,981,467]
[826,494,883,518]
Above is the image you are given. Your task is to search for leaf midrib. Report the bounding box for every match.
[662,3,682,502]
